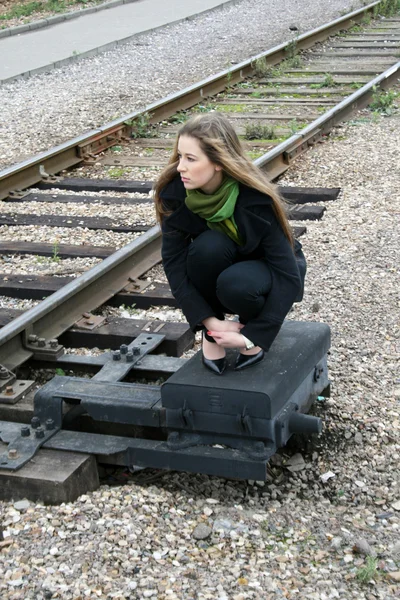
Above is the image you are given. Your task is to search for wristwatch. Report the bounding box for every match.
[242,335,255,351]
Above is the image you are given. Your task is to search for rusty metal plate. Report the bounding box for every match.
[123,278,152,294]
[74,314,106,331]
[0,380,35,405]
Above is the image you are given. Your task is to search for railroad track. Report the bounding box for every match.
[0,1,399,499]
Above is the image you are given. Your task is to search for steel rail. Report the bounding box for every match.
[0,226,161,370]
[256,61,400,179]
[0,1,382,201]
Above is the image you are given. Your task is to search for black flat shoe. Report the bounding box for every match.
[202,355,226,375]
[234,349,265,371]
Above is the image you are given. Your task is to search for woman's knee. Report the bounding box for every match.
[187,230,237,268]
[216,262,272,308]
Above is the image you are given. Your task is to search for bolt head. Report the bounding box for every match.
[112,351,121,361]
[8,448,18,459]
[126,351,134,362]
[0,368,9,379]
[5,386,14,395]
[31,417,40,429]
[49,339,58,348]
[35,427,45,439]
[38,338,46,347]
[21,426,30,437]
[28,334,38,343]
[132,347,141,356]
[45,419,55,430]
[120,344,128,354]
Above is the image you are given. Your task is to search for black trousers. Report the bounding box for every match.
[186,230,272,328]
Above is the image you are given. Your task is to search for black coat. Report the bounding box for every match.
[160,176,306,351]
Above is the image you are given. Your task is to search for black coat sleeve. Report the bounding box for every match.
[161,207,217,331]
[240,207,304,351]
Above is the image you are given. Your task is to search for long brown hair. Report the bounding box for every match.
[154,113,293,244]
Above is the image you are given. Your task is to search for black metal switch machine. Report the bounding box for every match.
[0,321,330,481]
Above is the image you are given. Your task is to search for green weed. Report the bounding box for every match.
[127,112,156,139]
[215,104,246,113]
[368,86,398,115]
[169,112,188,125]
[252,56,273,78]
[108,167,126,178]
[247,150,266,160]
[356,557,378,584]
[288,118,300,135]
[52,239,60,263]
[119,303,138,316]
[55,368,66,376]
[310,74,337,89]
[379,0,400,17]
[244,123,276,140]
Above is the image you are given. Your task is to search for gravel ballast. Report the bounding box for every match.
[0,0,366,170]
[1,104,399,599]
[1,1,400,598]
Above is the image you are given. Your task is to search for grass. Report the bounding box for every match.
[244,123,276,140]
[107,167,127,178]
[215,104,248,113]
[368,86,398,116]
[252,56,273,78]
[356,557,378,584]
[52,239,60,262]
[379,0,400,17]
[0,0,92,21]
[246,150,267,160]
[126,112,156,139]
[309,73,338,89]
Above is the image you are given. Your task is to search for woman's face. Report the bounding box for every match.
[177,135,223,194]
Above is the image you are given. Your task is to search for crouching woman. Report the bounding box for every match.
[153,113,306,375]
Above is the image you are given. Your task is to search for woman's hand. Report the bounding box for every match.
[206,330,245,348]
[202,317,244,333]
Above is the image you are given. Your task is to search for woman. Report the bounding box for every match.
[154,113,306,375]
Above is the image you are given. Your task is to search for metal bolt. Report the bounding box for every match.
[45,418,55,430]
[31,416,40,429]
[132,347,141,356]
[120,344,128,355]
[49,339,58,349]
[126,351,134,362]
[82,312,91,318]
[0,367,9,379]
[8,448,18,459]
[28,334,38,343]
[112,350,121,361]
[85,320,94,326]
[5,386,14,395]
[21,426,30,437]
[38,338,46,348]
[35,427,45,439]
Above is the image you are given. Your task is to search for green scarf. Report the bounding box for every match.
[185,177,243,245]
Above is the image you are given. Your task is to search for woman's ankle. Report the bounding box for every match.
[202,337,226,360]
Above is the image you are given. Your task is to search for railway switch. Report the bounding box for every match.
[0,322,330,481]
